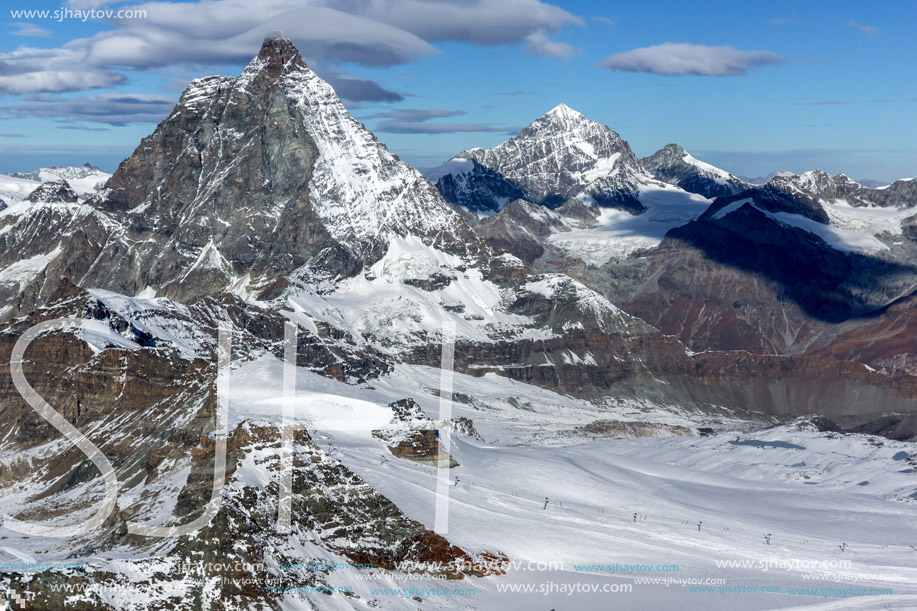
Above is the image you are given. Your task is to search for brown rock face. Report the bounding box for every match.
[808,290,917,376]
[405,323,917,425]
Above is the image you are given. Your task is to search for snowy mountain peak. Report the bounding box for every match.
[765,169,917,208]
[542,103,586,121]
[264,30,294,44]
[641,143,747,198]
[436,106,651,212]
[739,170,797,185]
[52,34,475,302]
[26,179,78,203]
[3,164,111,199]
[525,103,615,141]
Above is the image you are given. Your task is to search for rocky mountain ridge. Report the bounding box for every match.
[640,143,749,199]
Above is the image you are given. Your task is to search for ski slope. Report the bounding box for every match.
[222,356,917,610]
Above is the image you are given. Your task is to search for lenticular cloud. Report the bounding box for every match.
[599,42,787,76]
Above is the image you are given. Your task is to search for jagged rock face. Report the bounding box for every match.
[405,316,917,421]
[770,171,917,208]
[641,144,748,199]
[474,198,589,265]
[0,197,112,319]
[873,178,917,207]
[905,213,917,241]
[431,104,653,214]
[771,171,871,207]
[427,158,526,214]
[2,34,476,309]
[26,179,78,203]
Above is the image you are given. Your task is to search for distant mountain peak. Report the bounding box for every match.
[659,143,686,154]
[429,106,654,213]
[641,144,747,199]
[530,103,595,132]
[27,179,78,203]
[544,103,585,120]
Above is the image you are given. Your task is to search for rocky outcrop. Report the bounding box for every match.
[904,213,917,242]
[474,198,587,265]
[577,419,694,438]
[428,158,526,214]
[26,179,78,203]
[373,399,458,468]
[808,290,917,376]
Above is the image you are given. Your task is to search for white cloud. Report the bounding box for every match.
[0,47,125,94]
[3,93,176,125]
[8,23,53,38]
[598,43,787,76]
[66,0,114,7]
[524,30,575,60]
[846,21,879,36]
[361,0,582,45]
[86,2,437,69]
[363,108,512,134]
[0,0,582,103]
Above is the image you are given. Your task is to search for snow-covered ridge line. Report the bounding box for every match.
[2,164,111,200]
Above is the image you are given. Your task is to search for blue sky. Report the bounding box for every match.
[1,0,915,180]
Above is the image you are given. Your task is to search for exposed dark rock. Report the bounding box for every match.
[26,179,79,203]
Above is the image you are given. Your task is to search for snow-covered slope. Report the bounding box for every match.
[0,173,39,206]
[709,197,910,254]
[548,183,711,264]
[284,234,646,350]
[264,45,467,253]
[223,357,917,609]
[704,173,917,257]
[7,163,110,196]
